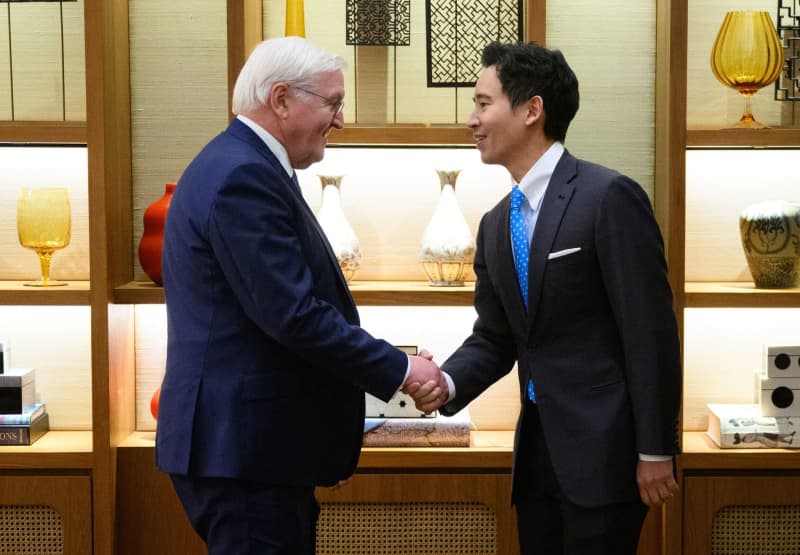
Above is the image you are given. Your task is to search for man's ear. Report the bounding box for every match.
[524,96,544,127]
[270,82,291,119]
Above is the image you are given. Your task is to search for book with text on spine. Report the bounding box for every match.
[0,412,49,446]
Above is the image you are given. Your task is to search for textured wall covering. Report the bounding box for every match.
[548,1,656,198]
[0,0,85,121]
[129,0,228,281]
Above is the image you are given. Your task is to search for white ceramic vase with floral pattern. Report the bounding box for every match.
[317,175,361,282]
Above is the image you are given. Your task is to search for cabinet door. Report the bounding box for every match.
[316,472,517,555]
[684,473,800,554]
[0,473,91,555]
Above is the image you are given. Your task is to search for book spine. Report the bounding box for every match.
[0,425,32,445]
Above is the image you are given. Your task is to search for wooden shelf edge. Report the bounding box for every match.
[328,125,474,146]
[114,280,476,306]
[0,122,87,144]
[685,281,800,308]
[687,127,800,148]
[680,431,800,470]
[0,431,93,469]
[0,281,91,305]
[118,430,513,469]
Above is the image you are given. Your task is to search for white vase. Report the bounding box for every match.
[316,175,362,282]
[419,169,475,286]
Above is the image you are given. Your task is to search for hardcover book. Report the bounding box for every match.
[0,403,46,426]
[362,408,471,447]
[707,403,799,449]
[0,412,49,446]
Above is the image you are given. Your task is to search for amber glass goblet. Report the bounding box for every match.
[710,11,784,129]
[17,187,72,287]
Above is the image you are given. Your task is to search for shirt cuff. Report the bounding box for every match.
[443,371,456,403]
[639,453,672,462]
[392,355,412,398]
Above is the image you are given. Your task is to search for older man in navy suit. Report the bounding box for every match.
[155,37,447,555]
[410,42,682,555]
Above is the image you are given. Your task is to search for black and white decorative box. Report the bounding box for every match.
[0,339,9,374]
[765,345,800,378]
[759,376,800,417]
[0,368,35,414]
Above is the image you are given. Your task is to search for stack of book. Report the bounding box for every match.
[0,402,49,446]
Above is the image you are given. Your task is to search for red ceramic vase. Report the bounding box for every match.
[138,183,176,286]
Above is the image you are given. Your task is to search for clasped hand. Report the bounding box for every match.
[402,349,448,414]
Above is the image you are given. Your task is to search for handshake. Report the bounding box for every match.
[402,349,449,415]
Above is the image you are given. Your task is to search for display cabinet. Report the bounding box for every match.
[0,0,707,552]
[660,0,800,553]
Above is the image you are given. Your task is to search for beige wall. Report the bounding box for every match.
[0,0,85,121]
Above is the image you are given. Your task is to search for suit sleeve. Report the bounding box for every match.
[440,214,518,416]
[206,162,407,401]
[595,176,682,455]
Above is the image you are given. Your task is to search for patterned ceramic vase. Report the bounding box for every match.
[138,183,176,286]
[316,175,362,282]
[739,200,800,288]
[419,169,475,286]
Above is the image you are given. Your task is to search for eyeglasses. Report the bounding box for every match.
[292,86,345,119]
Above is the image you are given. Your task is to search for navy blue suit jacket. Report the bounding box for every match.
[155,119,407,487]
[440,150,681,507]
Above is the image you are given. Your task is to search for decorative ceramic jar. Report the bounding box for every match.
[419,169,475,286]
[138,182,176,286]
[316,175,361,282]
[739,200,800,289]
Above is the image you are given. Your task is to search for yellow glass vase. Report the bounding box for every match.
[285,0,305,37]
[710,11,784,129]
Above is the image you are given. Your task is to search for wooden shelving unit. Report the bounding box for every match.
[0,122,87,144]
[115,280,476,306]
[685,282,800,308]
[687,127,800,148]
[0,281,91,305]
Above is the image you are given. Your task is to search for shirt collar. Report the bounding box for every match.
[514,142,565,211]
[236,114,295,179]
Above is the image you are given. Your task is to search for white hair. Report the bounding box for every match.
[231,37,347,115]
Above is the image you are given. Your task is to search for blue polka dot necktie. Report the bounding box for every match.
[510,185,536,403]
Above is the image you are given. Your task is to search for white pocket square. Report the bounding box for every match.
[548,247,581,260]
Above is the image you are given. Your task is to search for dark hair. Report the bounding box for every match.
[481,41,579,142]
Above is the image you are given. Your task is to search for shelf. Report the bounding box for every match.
[0,281,90,305]
[328,125,474,146]
[687,127,800,148]
[119,430,513,469]
[0,431,93,469]
[685,282,800,308]
[0,122,87,144]
[349,281,475,306]
[681,431,800,470]
[115,280,476,306]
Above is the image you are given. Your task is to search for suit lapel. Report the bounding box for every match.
[227,119,357,312]
[526,152,577,323]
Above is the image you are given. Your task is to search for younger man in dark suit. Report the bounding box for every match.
[413,41,682,555]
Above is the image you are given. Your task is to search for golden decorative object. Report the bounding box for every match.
[710,11,784,129]
[285,0,305,37]
[17,187,72,287]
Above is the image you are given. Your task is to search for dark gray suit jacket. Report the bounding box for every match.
[440,149,681,508]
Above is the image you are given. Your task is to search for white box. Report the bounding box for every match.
[0,339,8,374]
[707,404,799,448]
[765,345,800,378]
[759,376,800,417]
[365,392,435,418]
[0,368,35,414]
